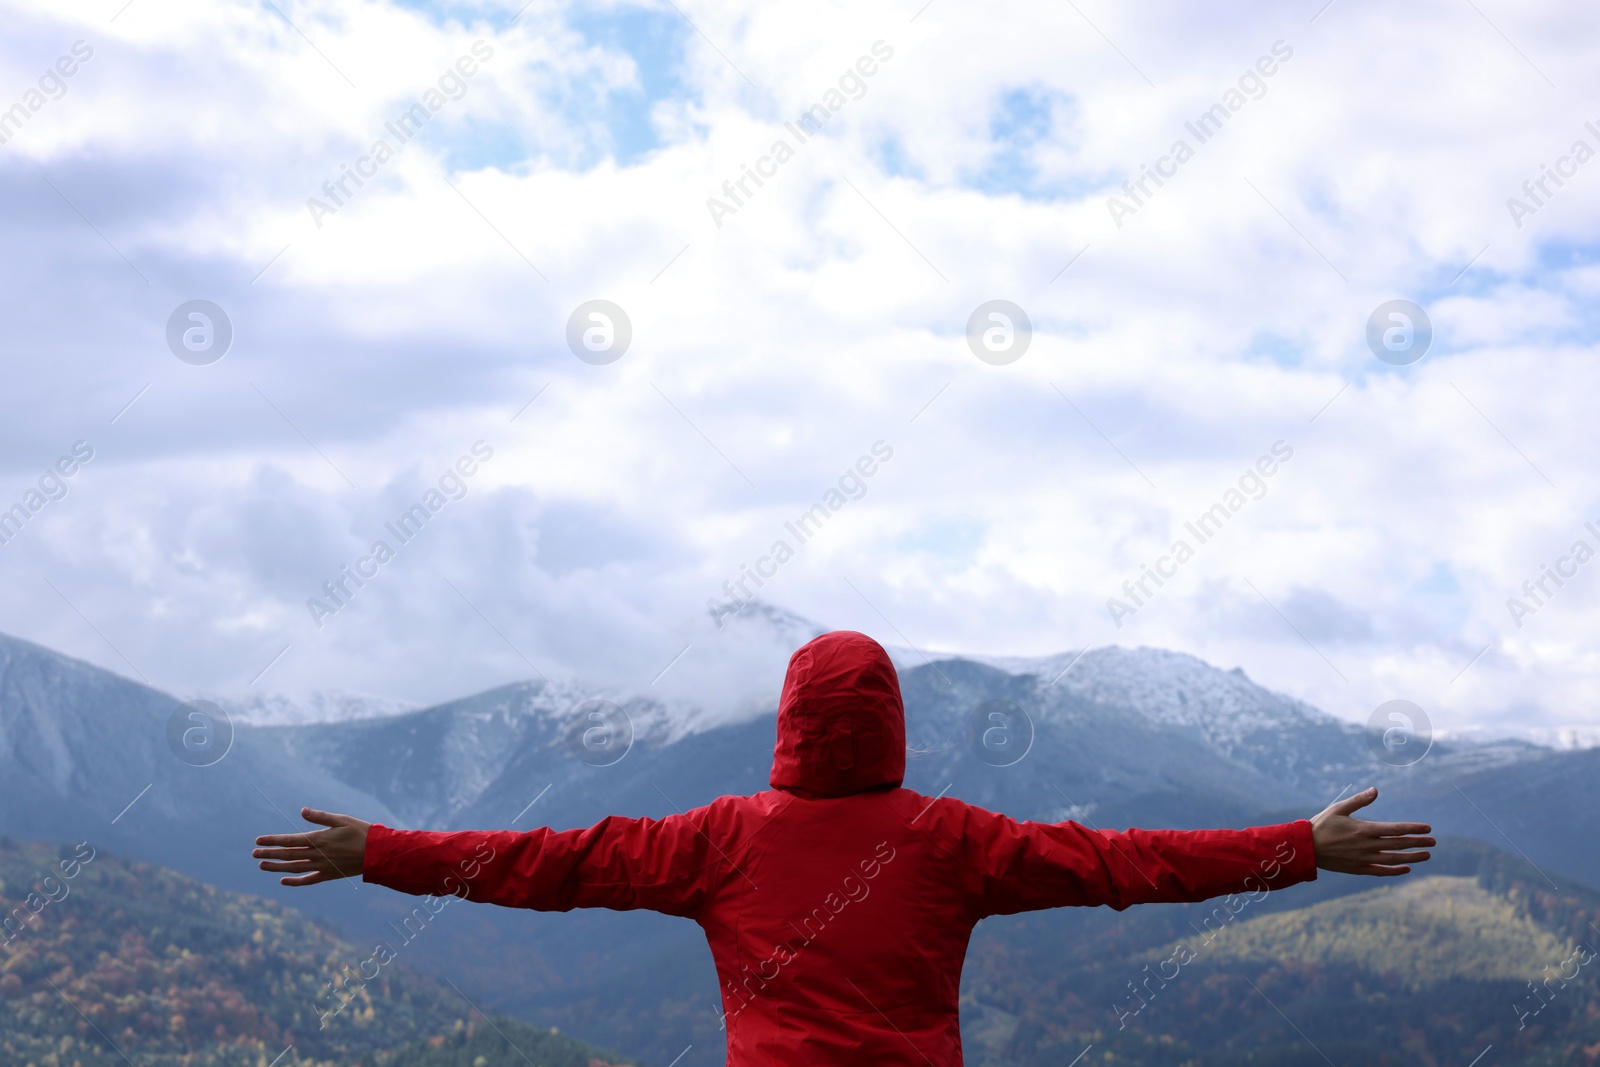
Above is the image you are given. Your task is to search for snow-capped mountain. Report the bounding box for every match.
[216,688,418,727]
[4,609,1599,1067]
[0,603,1594,900]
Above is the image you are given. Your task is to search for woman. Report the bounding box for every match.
[255,630,1432,1065]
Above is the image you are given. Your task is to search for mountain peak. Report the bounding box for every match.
[941,643,1339,749]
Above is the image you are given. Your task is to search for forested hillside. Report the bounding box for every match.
[0,837,624,1067]
[957,839,1600,1066]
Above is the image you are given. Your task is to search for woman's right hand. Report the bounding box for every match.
[253,807,371,886]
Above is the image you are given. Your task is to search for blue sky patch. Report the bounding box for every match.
[564,4,690,165]
[1244,331,1305,368]
[897,519,986,564]
[968,87,1084,200]
[384,1,691,169]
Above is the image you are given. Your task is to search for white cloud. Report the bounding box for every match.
[0,0,1597,746]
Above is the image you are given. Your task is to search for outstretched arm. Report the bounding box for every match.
[955,786,1432,916]
[254,805,726,917]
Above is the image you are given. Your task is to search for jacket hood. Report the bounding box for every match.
[770,630,905,798]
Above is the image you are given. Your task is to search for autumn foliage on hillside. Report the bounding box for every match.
[0,836,466,1067]
[361,1016,634,1067]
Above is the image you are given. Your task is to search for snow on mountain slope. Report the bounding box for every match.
[959,646,1339,744]
[210,605,1369,766]
[1,613,1593,887]
[690,607,1337,752]
[633,599,826,730]
[0,629,402,892]
[218,688,418,727]
[304,602,1535,809]
[207,600,816,737]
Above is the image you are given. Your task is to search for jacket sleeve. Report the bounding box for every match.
[361,808,726,919]
[951,804,1317,917]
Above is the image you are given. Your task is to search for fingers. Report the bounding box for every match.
[1368,850,1431,866]
[256,808,348,845]
[255,845,331,874]
[300,807,349,828]
[255,832,320,847]
[1368,835,1435,849]
[280,870,335,887]
[1360,822,1433,838]
[253,846,318,861]
[1353,863,1411,877]
[1329,787,1379,817]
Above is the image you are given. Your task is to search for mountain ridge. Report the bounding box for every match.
[3,623,1599,1065]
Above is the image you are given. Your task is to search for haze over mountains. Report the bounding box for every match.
[2,604,1597,1064]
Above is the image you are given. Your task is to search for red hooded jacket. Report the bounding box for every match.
[364,631,1318,1065]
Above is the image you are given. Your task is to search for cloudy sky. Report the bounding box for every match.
[1,0,1596,744]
